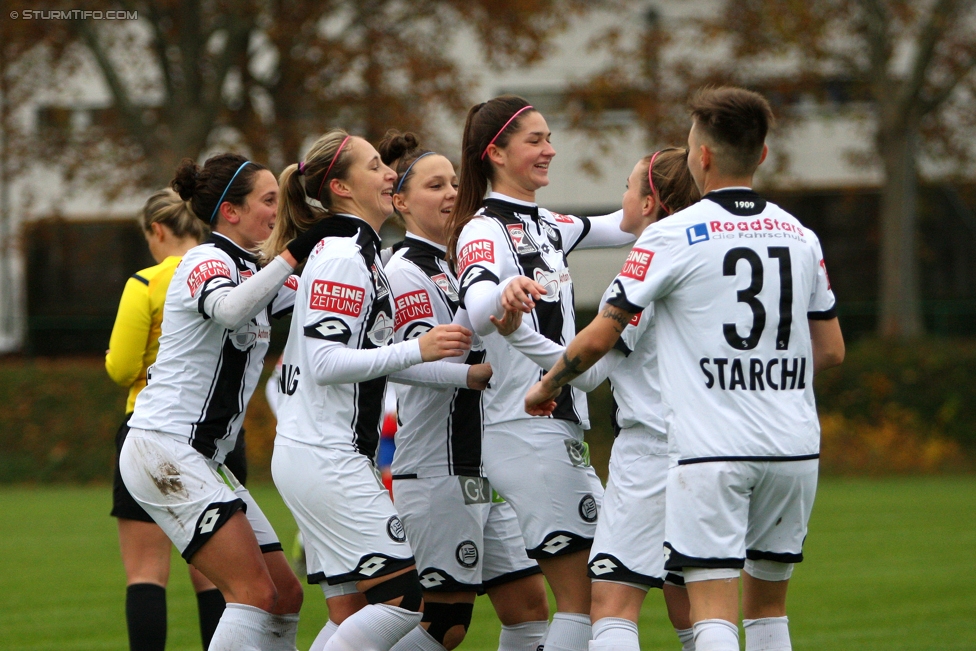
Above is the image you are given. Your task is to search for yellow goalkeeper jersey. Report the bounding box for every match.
[105,256,181,414]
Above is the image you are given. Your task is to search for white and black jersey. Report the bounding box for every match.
[456,193,631,429]
[275,215,420,460]
[607,303,667,438]
[129,233,297,462]
[604,188,837,464]
[385,234,487,479]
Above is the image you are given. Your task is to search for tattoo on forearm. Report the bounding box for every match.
[601,307,628,334]
[551,352,584,386]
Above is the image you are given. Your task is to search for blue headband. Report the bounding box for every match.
[395,152,436,195]
[210,161,252,224]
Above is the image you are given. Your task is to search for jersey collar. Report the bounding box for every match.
[484,192,540,222]
[403,232,447,253]
[332,213,382,251]
[209,232,257,264]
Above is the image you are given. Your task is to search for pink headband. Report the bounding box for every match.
[481,105,534,160]
[318,135,351,203]
[647,150,671,215]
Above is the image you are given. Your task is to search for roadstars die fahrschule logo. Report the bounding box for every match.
[686,223,710,245]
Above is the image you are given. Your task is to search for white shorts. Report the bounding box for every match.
[663,459,819,572]
[392,476,541,592]
[482,419,604,558]
[272,441,414,585]
[588,428,669,588]
[119,428,281,561]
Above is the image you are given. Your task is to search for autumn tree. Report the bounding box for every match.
[566,1,976,340]
[5,0,597,189]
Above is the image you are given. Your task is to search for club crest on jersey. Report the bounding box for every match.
[386,516,407,543]
[371,265,390,299]
[534,269,561,302]
[187,260,231,297]
[506,223,538,256]
[686,223,710,245]
[367,311,395,346]
[431,273,459,302]
[620,248,653,281]
[310,280,365,316]
[239,268,254,280]
[578,494,598,523]
[456,541,479,568]
[394,290,434,330]
[458,239,494,273]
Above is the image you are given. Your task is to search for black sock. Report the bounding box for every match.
[196,588,226,650]
[125,583,166,651]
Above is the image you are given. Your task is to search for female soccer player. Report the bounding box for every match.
[120,153,324,651]
[446,95,636,651]
[107,188,242,651]
[378,130,550,651]
[265,129,473,651]
[497,149,701,651]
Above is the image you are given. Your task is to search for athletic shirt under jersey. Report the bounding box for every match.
[385,234,487,479]
[274,215,399,460]
[129,233,298,462]
[456,192,630,429]
[604,188,837,464]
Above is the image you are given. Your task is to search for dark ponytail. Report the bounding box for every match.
[446,96,534,270]
[171,154,267,226]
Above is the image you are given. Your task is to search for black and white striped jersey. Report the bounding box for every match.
[456,192,631,429]
[129,233,298,462]
[275,215,415,461]
[385,234,487,479]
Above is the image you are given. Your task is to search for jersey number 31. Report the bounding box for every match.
[723,246,793,351]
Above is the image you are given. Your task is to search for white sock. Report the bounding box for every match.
[267,612,300,651]
[589,617,639,650]
[544,613,592,651]
[323,604,422,651]
[675,627,696,651]
[309,620,340,651]
[692,619,739,651]
[743,616,791,651]
[208,603,275,651]
[499,620,549,651]
[390,624,447,651]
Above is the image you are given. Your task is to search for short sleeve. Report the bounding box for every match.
[175,246,236,317]
[604,224,680,314]
[807,237,837,320]
[302,254,371,346]
[456,218,504,306]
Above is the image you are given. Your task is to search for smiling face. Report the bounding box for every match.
[487,111,555,201]
[330,137,398,229]
[620,160,659,236]
[393,154,457,245]
[218,169,279,250]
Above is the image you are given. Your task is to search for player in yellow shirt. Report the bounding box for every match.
[106,188,245,651]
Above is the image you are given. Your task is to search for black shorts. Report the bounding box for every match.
[111,416,249,521]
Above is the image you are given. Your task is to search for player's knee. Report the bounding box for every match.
[422,602,474,649]
[489,577,549,625]
[364,570,423,612]
[274,572,304,614]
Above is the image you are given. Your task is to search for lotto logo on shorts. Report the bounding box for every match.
[394,290,434,330]
[620,248,653,281]
[309,280,365,316]
[456,540,479,568]
[187,260,231,297]
[564,439,591,467]
[458,239,494,273]
[686,223,710,245]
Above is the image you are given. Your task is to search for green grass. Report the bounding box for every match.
[1,477,974,650]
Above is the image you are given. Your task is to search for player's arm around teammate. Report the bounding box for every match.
[377,131,550,651]
[107,189,234,651]
[120,154,329,651]
[528,88,845,651]
[265,130,471,651]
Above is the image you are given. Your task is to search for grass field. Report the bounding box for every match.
[1,476,973,650]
